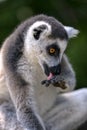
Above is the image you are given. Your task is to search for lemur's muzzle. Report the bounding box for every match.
[43,63,61,78]
[49,64,61,75]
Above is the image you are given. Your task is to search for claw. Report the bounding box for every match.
[41,80,51,87]
[45,83,50,87]
[41,80,47,85]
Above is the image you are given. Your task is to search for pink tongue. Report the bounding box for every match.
[47,73,54,80]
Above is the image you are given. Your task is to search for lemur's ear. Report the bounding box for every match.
[33,25,47,40]
[64,26,79,38]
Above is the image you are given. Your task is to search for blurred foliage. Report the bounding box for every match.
[0,0,87,89]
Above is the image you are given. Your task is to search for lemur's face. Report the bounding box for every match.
[25,21,79,79]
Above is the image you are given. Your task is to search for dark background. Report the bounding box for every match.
[0,0,87,89]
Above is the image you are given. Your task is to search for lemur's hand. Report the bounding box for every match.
[41,75,69,90]
[50,76,68,89]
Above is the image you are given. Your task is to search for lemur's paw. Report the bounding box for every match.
[52,80,67,89]
[50,76,69,90]
[41,76,69,90]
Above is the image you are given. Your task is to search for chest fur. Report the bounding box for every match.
[17,57,57,115]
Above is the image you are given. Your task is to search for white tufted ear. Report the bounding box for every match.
[64,26,79,38]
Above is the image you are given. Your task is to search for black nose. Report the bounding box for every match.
[49,64,61,75]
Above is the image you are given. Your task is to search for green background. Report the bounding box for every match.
[0,0,87,89]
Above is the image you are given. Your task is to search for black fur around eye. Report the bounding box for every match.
[46,44,60,57]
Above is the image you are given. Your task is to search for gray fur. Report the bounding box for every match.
[0,14,84,130]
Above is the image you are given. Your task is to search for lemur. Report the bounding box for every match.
[0,14,87,130]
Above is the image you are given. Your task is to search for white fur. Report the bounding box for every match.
[64,26,79,38]
[57,39,67,62]
[24,21,52,63]
[25,21,51,47]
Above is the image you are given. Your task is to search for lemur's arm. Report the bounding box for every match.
[52,54,76,91]
[2,35,46,130]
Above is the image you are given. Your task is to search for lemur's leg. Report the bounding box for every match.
[49,54,76,92]
[43,89,87,130]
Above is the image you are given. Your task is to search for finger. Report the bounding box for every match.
[41,80,47,85]
[45,80,51,87]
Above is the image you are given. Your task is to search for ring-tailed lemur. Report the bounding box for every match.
[0,14,87,130]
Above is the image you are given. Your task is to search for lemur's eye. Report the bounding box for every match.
[46,44,60,57]
[49,48,56,54]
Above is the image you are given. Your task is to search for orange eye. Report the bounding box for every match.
[49,48,56,54]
